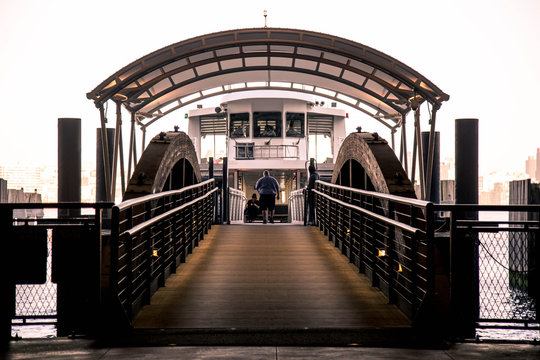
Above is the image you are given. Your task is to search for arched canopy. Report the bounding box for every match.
[87,27,449,130]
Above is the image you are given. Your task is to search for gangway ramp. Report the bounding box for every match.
[130,224,416,346]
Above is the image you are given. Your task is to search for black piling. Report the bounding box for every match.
[58,118,81,217]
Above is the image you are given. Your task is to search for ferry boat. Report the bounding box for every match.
[187,90,347,222]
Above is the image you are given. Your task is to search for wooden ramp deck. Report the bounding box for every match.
[133,224,410,333]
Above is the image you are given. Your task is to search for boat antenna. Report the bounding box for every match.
[264,10,268,28]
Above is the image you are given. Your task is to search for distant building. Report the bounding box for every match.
[0,177,44,218]
[534,148,540,179]
[0,165,42,194]
[0,178,7,202]
[440,160,452,180]
[440,180,455,204]
[526,155,536,180]
[508,179,538,294]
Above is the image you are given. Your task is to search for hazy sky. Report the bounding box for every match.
[1,0,539,177]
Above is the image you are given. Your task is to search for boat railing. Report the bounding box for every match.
[234,143,298,160]
[228,187,246,223]
[289,188,305,223]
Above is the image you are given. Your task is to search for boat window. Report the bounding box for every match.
[229,113,250,138]
[253,111,282,137]
[285,112,304,137]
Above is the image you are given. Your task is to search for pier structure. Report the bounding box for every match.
[1,28,538,352]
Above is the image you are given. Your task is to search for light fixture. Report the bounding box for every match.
[378,249,386,257]
[408,94,423,111]
[112,93,128,101]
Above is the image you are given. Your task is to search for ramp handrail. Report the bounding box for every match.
[313,180,434,323]
[228,187,246,222]
[110,179,217,323]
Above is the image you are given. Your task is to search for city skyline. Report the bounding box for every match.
[1,1,540,178]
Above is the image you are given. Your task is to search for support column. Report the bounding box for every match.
[110,101,122,202]
[99,106,111,201]
[400,114,408,175]
[413,105,425,200]
[425,107,439,201]
[422,131,440,203]
[96,128,115,202]
[58,118,81,217]
[208,157,214,179]
[127,112,136,181]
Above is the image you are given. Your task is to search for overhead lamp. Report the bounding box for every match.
[408,94,423,111]
[378,249,386,257]
[112,93,128,102]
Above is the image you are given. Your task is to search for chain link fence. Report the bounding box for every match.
[475,224,538,340]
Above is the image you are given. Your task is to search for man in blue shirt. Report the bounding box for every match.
[255,170,280,224]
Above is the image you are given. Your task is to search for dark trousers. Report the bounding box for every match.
[307,190,315,224]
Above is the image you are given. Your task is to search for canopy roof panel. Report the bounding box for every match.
[87,28,449,129]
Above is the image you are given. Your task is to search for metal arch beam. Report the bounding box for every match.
[123,131,202,200]
[131,67,406,119]
[331,131,416,198]
[139,85,399,132]
[87,28,449,120]
[122,51,411,115]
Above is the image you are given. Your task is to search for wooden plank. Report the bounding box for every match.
[133,224,410,329]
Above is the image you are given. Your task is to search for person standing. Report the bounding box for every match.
[306,164,320,225]
[255,170,280,224]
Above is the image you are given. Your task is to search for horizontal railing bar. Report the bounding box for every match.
[477,319,539,324]
[116,178,215,211]
[126,187,219,237]
[313,189,421,234]
[434,204,540,212]
[0,202,114,210]
[316,180,431,208]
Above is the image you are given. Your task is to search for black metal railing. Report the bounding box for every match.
[313,180,434,322]
[109,179,217,323]
[436,204,539,336]
[0,202,112,340]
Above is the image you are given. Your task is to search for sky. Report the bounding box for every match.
[1,0,540,178]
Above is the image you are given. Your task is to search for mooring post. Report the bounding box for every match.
[451,118,479,339]
[58,118,81,217]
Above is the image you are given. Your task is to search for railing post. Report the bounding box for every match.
[449,210,479,339]
[425,203,435,308]
[125,233,134,322]
[303,188,308,226]
[387,202,397,304]
[1,206,15,345]
[529,212,540,321]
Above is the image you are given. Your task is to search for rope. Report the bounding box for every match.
[476,236,535,274]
